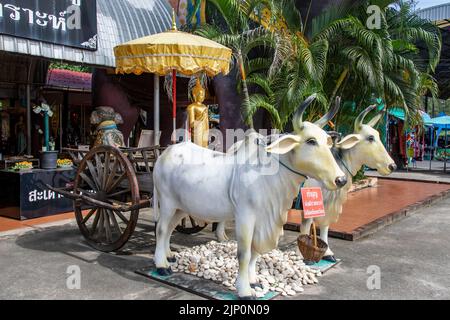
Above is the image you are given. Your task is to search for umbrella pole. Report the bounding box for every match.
[172,69,177,144]
[153,73,160,219]
[444,124,448,173]
[430,126,433,171]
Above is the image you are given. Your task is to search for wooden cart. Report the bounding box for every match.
[49,145,208,252]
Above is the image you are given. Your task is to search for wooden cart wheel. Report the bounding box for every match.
[73,145,140,252]
[175,216,208,234]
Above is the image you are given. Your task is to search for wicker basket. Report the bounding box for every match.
[297,222,328,263]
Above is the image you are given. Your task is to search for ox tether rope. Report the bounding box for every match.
[261,137,307,210]
[278,160,308,179]
[258,136,309,179]
[332,149,353,177]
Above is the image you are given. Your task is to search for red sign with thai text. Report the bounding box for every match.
[301,187,326,218]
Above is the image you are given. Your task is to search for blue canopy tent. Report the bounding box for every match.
[429,116,449,172]
[430,115,450,143]
[387,108,433,125]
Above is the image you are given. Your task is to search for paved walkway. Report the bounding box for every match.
[288,179,450,239]
[366,170,450,184]
[1,197,450,299]
[0,212,76,233]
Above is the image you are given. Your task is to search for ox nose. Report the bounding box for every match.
[388,163,397,172]
[335,176,347,188]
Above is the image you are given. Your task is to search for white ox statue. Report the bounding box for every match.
[153,95,348,299]
[300,105,396,262]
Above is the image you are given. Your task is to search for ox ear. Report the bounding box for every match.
[265,135,301,154]
[335,134,362,150]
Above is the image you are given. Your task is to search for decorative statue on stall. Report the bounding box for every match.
[90,106,125,148]
[187,78,209,147]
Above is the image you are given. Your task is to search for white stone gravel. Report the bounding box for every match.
[170,240,322,297]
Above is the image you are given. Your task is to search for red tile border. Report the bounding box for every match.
[284,179,450,241]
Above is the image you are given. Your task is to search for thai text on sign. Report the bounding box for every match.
[301,187,325,218]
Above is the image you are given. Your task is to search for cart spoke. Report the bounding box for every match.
[86,159,101,189]
[107,209,123,234]
[80,172,98,192]
[114,210,130,224]
[104,209,112,243]
[104,158,119,192]
[90,209,101,235]
[108,188,131,198]
[97,209,105,240]
[106,172,127,193]
[81,208,97,224]
[94,153,105,189]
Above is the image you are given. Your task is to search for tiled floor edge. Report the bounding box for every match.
[370,176,450,185]
[284,188,450,242]
[347,189,450,241]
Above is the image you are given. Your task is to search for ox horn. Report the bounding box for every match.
[354,104,377,132]
[293,93,317,132]
[367,107,386,127]
[315,96,341,128]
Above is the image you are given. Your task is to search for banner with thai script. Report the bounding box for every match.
[300,187,326,219]
[0,0,97,50]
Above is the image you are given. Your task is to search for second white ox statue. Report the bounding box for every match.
[153,94,350,299]
[300,105,397,262]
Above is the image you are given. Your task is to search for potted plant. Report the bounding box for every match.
[33,103,58,169]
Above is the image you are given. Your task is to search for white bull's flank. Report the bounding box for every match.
[153,95,347,298]
[301,106,396,261]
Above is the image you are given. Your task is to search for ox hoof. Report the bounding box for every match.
[304,260,315,266]
[323,255,337,263]
[156,267,172,277]
[167,256,177,263]
[250,283,263,289]
[239,296,257,300]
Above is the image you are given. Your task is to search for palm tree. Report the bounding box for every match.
[195,0,442,131]
[239,0,331,129]
[195,0,278,128]
[310,0,441,128]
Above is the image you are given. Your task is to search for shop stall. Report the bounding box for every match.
[0,0,176,220]
[0,167,75,220]
[386,108,433,169]
[429,115,450,172]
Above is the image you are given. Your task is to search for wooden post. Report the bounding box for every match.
[153,73,159,220]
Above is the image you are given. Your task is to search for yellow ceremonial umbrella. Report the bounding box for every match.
[114,10,232,144]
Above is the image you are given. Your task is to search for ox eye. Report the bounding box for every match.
[306,138,317,146]
[367,135,375,142]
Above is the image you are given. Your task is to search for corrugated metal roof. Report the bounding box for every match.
[417,3,450,22]
[0,0,174,68]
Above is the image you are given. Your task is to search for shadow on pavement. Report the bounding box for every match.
[13,220,224,285]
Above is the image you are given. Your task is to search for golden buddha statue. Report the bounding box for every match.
[187,78,209,148]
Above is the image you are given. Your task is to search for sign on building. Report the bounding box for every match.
[0,0,97,50]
